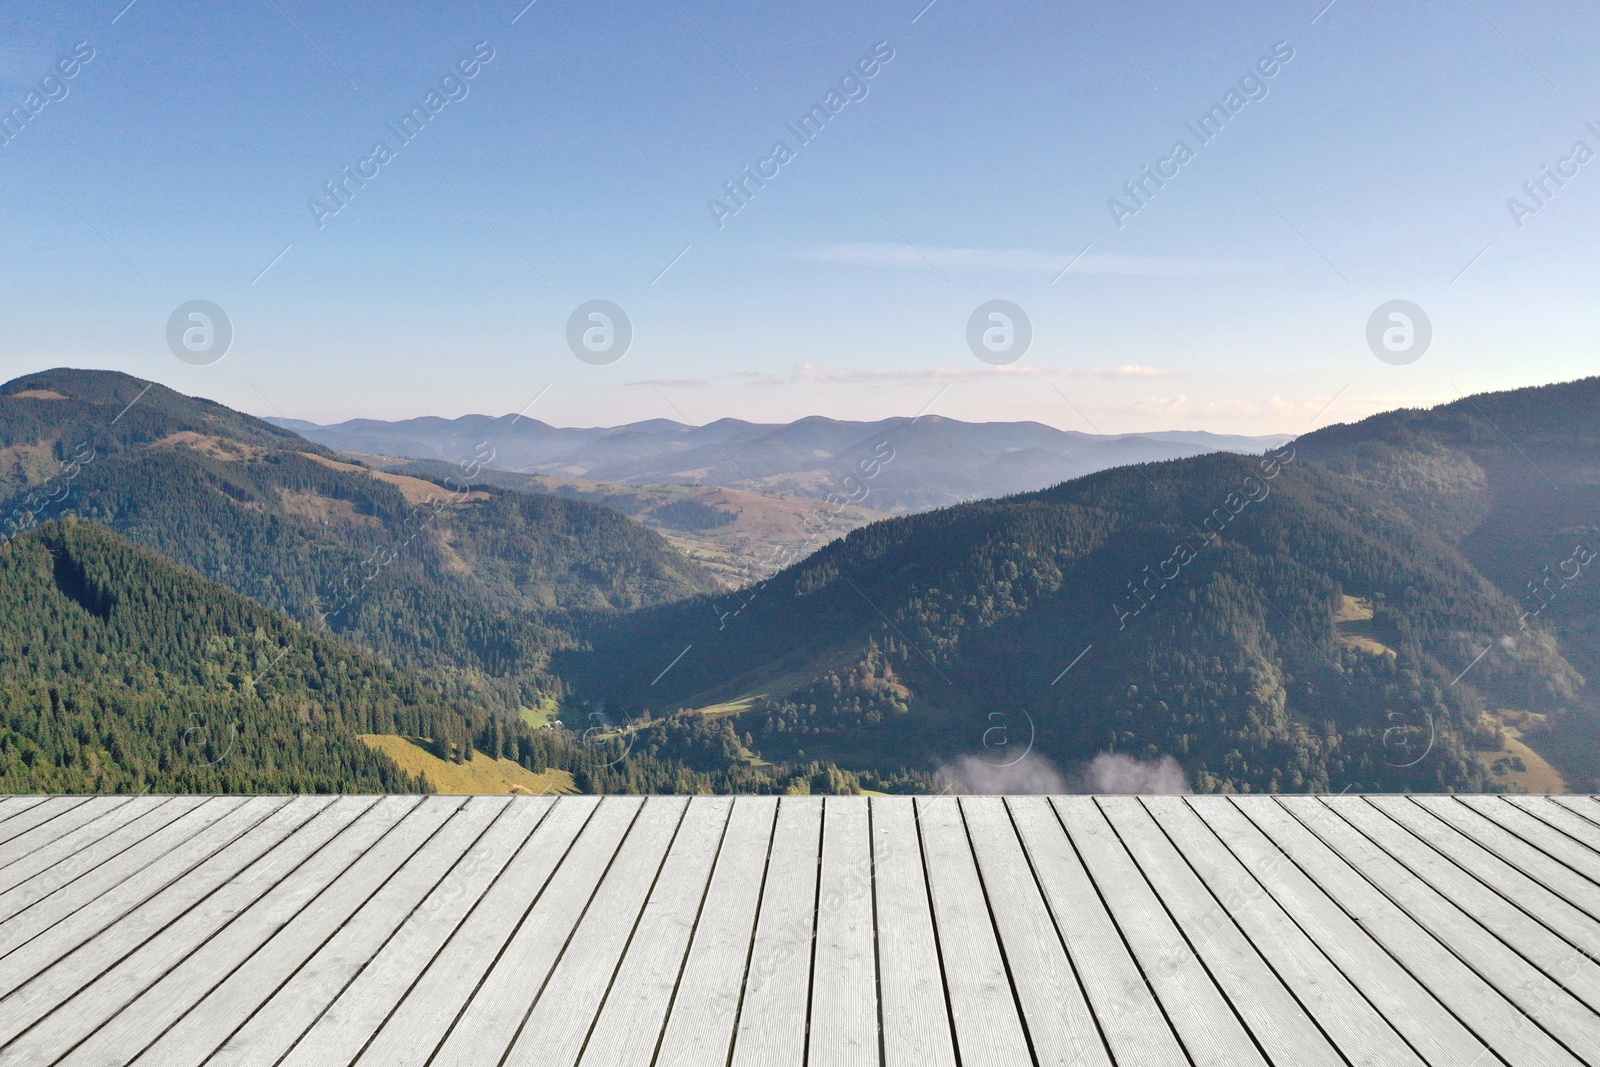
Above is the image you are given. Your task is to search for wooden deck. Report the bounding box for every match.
[0,794,1597,1066]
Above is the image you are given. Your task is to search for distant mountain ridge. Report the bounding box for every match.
[567,376,1600,796]
[0,372,892,797]
[271,412,1292,513]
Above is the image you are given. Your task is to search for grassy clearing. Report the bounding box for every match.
[358,734,577,795]
[1469,719,1567,793]
[1334,594,1397,657]
[519,696,560,729]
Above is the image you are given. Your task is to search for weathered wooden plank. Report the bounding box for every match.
[197,797,512,1067]
[804,797,881,1067]
[427,796,643,1067]
[1350,796,1600,1013]
[869,797,957,1067]
[0,797,49,829]
[0,796,356,1066]
[0,797,134,880]
[1100,796,1346,1067]
[52,795,422,1067]
[1007,796,1185,1067]
[502,797,689,1067]
[653,796,778,1067]
[1055,796,1267,1067]
[0,797,201,930]
[1551,796,1600,832]
[126,795,470,1067]
[0,798,90,850]
[346,796,599,1067]
[1446,796,1600,911]
[269,797,552,1067]
[0,791,1595,1067]
[1245,797,1573,1067]
[1281,796,1598,1060]
[0,797,159,897]
[1203,798,1493,1067]
[1146,797,1424,1067]
[0,797,265,983]
[916,795,1032,1067]
[577,795,731,1067]
[1508,796,1600,856]
[962,796,1109,1067]
[727,796,824,1067]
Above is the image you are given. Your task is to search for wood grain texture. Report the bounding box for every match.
[427,796,642,1067]
[502,796,688,1067]
[870,796,957,1067]
[916,795,1032,1067]
[729,795,823,1067]
[577,796,732,1067]
[124,795,468,1067]
[0,793,1594,1067]
[1506,795,1600,856]
[807,797,880,1067]
[0,797,275,996]
[1056,796,1267,1067]
[0,796,203,929]
[351,796,600,1067]
[54,795,423,1067]
[1145,797,1423,1067]
[1007,796,1186,1067]
[273,796,554,1067]
[0,798,88,849]
[961,796,1109,1067]
[653,796,778,1067]
[1100,796,1345,1067]
[203,796,510,1067]
[1344,796,1600,1017]
[1197,798,1492,1067]
[1277,796,1592,1065]
[0,796,362,1067]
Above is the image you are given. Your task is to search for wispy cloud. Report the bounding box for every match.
[797,242,1262,276]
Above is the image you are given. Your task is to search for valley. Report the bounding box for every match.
[2,368,1598,796]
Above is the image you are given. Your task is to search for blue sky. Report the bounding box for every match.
[1,0,1597,434]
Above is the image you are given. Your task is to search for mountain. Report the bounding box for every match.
[1295,377,1600,784]
[0,518,888,796]
[563,378,1600,795]
[0,517,441,793]
[272,412,1293,514]
[361,458,892,587]
[0,369,719,711]
[0,370,906,796]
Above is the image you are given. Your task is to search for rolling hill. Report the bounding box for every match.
[363,457,892,587]
[564,378,1600,795]
[0,369,719,710]
[0,518,885,796]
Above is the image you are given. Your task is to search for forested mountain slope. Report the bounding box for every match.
[0,518,430,793]
[1295,376,1600,784]
[0,519,883,796]
[569,378,1600,794]
[0,370,718,710]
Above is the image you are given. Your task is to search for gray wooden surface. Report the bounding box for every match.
[0,793,1595,1066]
